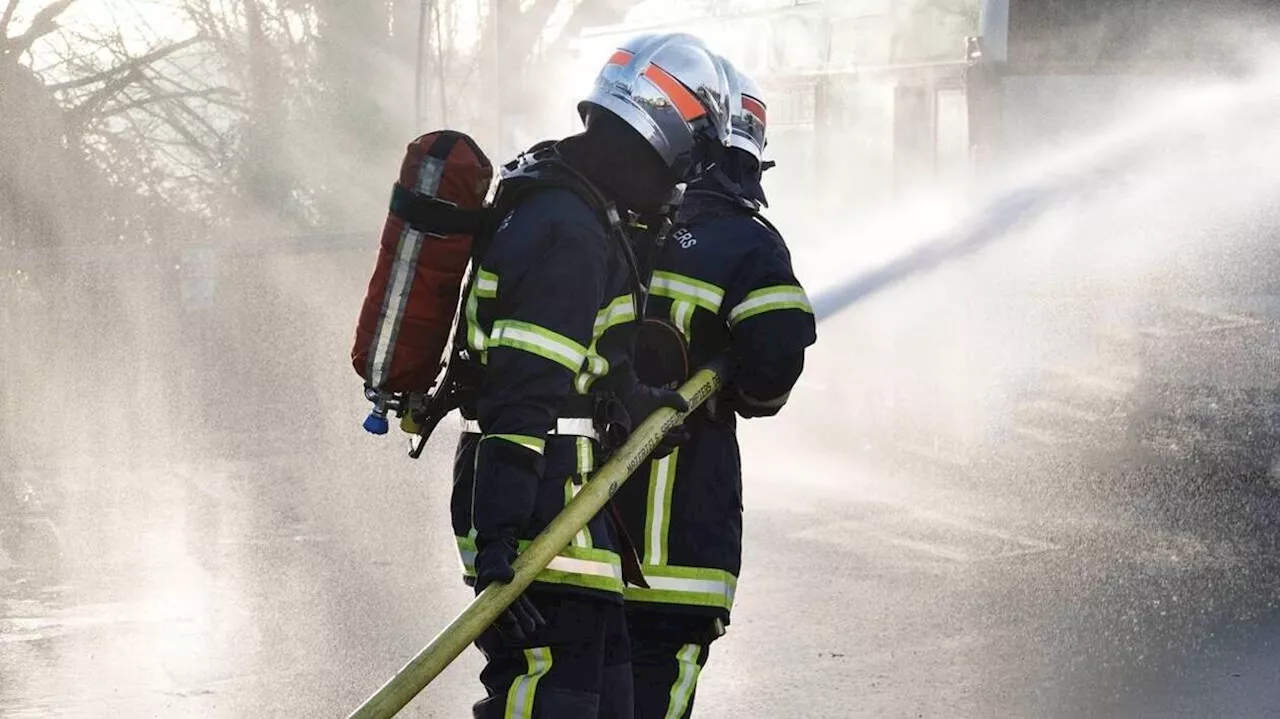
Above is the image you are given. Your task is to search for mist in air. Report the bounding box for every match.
[4,0,1280,716]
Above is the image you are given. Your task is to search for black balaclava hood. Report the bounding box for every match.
[691,147,767,207]
[557,106,678,214]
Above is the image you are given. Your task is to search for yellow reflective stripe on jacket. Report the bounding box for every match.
[573,353,610,395]
[575,294,635,394]
[456,537,623,593]
[622,563,739,611]
[464,267,500,352]
[482,433,546,455]
[728,284,813,326]
[650,271,724,313]
[475,268,499,298]
[490,319,588,372]
[593,294,636,334]
[464,283,486,352]
[505,647,552,719]
[669,299,696,340]
[643,449,678,566]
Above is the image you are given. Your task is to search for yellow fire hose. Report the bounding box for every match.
[347,360,727,719]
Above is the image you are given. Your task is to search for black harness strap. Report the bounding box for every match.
[426,131,462,161]
[490,153,651,314]
[389,183,491,235]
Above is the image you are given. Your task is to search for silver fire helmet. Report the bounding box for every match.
[578,33,733,180]
[717,55,768,164]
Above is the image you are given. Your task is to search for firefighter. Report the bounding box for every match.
[451,33,733,719]
[615,57,818,718]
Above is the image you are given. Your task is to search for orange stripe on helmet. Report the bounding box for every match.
[607,49,634,67]
[643,63,707,122]
[742,95,767,126]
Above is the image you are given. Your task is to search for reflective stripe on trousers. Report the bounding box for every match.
[505,647,553,719]
[665,643,703,719]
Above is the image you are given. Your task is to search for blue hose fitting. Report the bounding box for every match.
[364,411,390,435]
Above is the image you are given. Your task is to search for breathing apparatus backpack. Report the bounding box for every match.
[352,133,655,459]
[352,131,493,450]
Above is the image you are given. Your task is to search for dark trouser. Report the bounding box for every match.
[626,610,720,719]
[473,589,633,719]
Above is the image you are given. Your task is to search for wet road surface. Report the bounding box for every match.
[4,392,1280,718]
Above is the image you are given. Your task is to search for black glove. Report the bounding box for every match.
[474,535,546,644]
[620,382,690,459]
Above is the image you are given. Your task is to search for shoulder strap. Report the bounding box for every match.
[471,149,619,260]
[495,153,621,234]
[484,150,648,314]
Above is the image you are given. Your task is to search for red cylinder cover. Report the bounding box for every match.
[352,131,492,392]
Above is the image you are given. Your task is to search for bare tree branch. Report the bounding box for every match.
[46,34,204,92]
[8,0,77,56]
[141,98,220,165]
[0,0,21,40]
[169,97,232,145]
[98,86,238,118]
[65,66,144,124]
[139,69,242,134]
